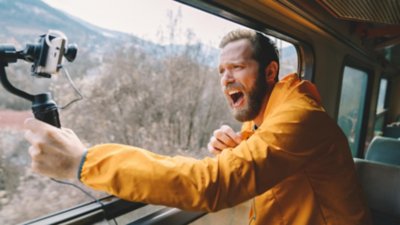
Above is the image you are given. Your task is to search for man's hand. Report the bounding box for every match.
[207,125,242,155]
[24,118,86,180]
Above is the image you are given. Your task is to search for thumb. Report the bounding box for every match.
[24,117,53,132]
[24,118,37,130]
[234,131,243,144]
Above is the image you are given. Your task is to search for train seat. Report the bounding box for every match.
[353,158,400,225]
[365,136,400,166]
[383,125,400,139]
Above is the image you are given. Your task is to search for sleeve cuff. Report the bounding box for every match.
[77,149,88,181]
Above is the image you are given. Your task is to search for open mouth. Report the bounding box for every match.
[228,90,244,107]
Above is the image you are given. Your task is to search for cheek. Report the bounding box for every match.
[241,75,258,92]
[220,77,225,87]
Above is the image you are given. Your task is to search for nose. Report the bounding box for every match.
[220,70,234,87]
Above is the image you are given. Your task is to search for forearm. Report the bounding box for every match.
[79,144,254,211]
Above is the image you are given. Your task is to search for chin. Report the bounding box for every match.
[232,109,255,122]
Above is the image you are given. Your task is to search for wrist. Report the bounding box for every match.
[77,149,88,181]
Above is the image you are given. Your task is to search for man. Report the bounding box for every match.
[24,29,372,225]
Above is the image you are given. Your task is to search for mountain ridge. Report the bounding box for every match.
[0,0,134,48]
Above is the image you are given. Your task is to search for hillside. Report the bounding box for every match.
[0,0,131,46]
[0,0,149,110]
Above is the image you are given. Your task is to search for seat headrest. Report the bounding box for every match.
[365,136,400,166]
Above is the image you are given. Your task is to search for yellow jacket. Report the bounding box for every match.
[80,74,372,225]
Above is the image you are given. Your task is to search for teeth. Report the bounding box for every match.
[228,90,240,95]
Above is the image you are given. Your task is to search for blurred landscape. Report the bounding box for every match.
[0,0,232,223]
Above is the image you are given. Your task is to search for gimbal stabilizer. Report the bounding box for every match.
[0,30,77,127]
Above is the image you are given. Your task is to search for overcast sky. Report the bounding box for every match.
[42,0,243,46]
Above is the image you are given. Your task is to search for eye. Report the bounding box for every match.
[218,68,225,76]
[233,64,244,70]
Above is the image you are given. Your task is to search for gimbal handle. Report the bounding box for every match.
[32,93,61,128]
[0,63,61,128]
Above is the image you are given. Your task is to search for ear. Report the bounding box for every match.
[264,61,279,84]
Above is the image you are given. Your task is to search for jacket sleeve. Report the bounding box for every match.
[79,104,333,212]
[80,143,257,212]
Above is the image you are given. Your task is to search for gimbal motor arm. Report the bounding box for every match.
[0,45,61,128]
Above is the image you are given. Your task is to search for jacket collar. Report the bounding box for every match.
[240,73,321,139]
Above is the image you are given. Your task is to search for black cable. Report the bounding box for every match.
[49,69,118,224]
[58,67,83,110]
[50,178,119,225]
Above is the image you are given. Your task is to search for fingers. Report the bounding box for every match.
[28,145,41,160]
[213,125,242,147]
[23,118,86,179]
[207,125,243,155]
[208,136,225,152]
[207,142,222,155]
[218,125,242,144]
[213,131,236,147]
[24,118,49,132]
[24,129,35,145]
[24,119,58,149]
[24,118,61,140]
[62,127,74,135]
[28,146,48,175]
[26,130,51,174]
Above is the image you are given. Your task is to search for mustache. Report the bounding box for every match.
[223,82,244,91]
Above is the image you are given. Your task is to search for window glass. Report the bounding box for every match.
[0,0,299,224]
[337,66,368,156]
[274,37,298,79]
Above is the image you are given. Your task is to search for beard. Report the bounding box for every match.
[231,73,269,122]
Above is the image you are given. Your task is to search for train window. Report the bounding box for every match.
[337,66,369,156]
[0,0,299,224]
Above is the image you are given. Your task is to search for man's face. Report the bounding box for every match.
[218,39,268,122]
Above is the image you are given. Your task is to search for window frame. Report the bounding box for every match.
[23,196,205,225]
[23,196,145,225]
[337,55,374,158]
